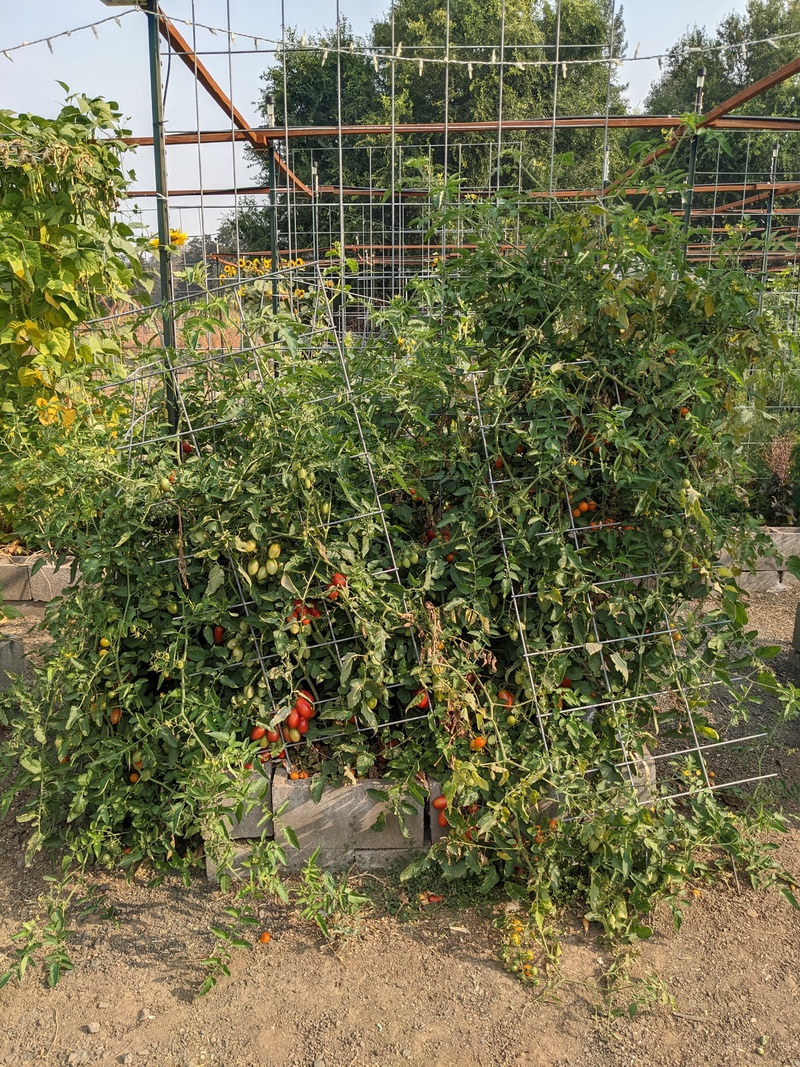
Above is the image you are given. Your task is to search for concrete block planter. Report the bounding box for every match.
[206,773,426,882]
[0,557,78,603]
[0,638,28,690]
[0,562,32,601]
[272,775,425,870]
[221,769,274,840]
[720,527,800,593]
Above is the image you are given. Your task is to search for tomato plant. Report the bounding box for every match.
[1,196,795,949]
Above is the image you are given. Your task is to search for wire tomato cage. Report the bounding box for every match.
[79,0,799,822]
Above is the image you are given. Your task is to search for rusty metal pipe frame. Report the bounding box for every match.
[120,112,800,149]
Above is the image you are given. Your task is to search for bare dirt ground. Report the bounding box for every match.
[0,594,798,1067]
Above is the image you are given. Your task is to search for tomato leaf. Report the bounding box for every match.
[281,826,300,851]
[205,564,225,597]
[399,854,431,882]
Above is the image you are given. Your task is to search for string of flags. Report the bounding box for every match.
[1,9,135,63]
[2,7,799,76]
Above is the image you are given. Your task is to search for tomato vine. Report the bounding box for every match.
[1,198,797,946]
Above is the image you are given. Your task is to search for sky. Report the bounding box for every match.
[2,0,751,235]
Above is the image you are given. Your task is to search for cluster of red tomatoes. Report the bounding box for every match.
[248,689,317,766]
[284,572,347,630]
[286,599,321,627]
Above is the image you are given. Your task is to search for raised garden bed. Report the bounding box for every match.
[0,637,28,691]
[0,556,77,603]
[721,526,800,592]
[205,770,427,883]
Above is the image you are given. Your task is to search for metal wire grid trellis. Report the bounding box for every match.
[115,301,782,815]
[74,0,797,816]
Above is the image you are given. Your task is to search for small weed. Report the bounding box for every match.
[0,862,112,990]
[198,903,259,997]
[295,848,371,943]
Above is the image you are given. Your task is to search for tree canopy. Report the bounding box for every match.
[643,0,800,182]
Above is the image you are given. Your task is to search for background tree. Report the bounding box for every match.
[643,0,800,184]
[371,0,627,191]
[218,0,628,253]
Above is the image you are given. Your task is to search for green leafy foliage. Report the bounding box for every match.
[643,0,800,180]
[1,198,796,965]
[0,95,146,537]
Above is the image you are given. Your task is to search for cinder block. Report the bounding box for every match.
[0,563,31,601]
[720,528,800,592]
[205,843,255,885]
[353,848,422,870]
[736,569,786,593]
[221,769,273,840]
[272,776,425,870]
[0,638,28,690]
[29,560,78,602]
[767,527,800,565]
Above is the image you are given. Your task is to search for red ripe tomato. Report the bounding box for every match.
[250,725,266,741]
[470,736,487,751]
[561,676,572,689]
[297,688,315,705]
[109,708,121,726]
[415,689,429,710]
[307,601,321,619]
[331,572,347,589]
[212,625,225,645]
[295,697,315,719]
[327,587,339,601]
[297,718,309,735]
[493,456,504,470]
[266,729,280,743]
[286,709,301,730]
[497,689,514,708]
[432,795,448,811]
[181,440,194,455]
[437,811,448,828]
